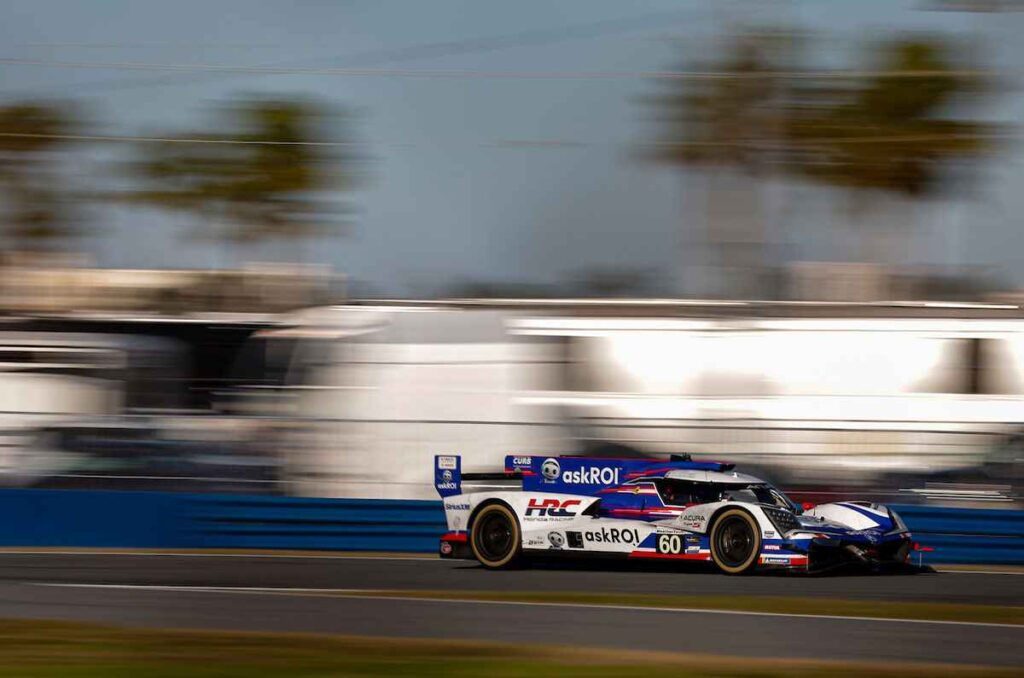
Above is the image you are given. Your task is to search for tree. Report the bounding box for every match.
[0,102,82,248]
[647,31,999,290]
[124,96,362,259]
[786,36,998,264]
[786,37,994,197]
[645,31,799,297]
[646,32,794,173]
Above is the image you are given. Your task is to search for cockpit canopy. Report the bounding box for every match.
[654,477,798,511]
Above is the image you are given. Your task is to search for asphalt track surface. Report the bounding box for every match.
[0,552,1022,666]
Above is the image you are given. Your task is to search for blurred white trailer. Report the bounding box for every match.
[0,332,126,481]
[263,306,569,498]
[511,315,1024,485]
[268,302,1024,498]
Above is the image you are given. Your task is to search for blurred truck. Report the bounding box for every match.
[244,302,1024,502]
[252,306,570,498]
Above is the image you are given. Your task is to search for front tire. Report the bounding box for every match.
[710,509,761,575]
[470,503,521,569]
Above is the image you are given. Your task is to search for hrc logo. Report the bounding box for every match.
[525,498,582,517]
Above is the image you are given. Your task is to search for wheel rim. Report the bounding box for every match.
[476,512,513,562]
[715,515,755,568]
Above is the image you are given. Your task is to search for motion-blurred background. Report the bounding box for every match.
[1,0,1023,508]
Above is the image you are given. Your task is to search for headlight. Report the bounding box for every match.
[763,507,800,534]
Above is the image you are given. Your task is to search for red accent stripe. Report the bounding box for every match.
[624,468,678,478]
[629,551,710,561]
[599,482,659,495]
[609,508,681,516]
[553,456,669,462]
[441,532,468,543]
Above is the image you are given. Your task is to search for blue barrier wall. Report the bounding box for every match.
[890,504,1024,565]
[0,489,193,548]
[0,489,447,553]
[188,495,446,552]
[0,489,1020,563]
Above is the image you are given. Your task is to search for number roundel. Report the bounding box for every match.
[657,534,682,555]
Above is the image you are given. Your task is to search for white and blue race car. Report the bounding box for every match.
[435,454,917,574]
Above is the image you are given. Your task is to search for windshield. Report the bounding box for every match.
[721,483,796,511]
[656,479,798,511]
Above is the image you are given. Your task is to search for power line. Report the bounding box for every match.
[16,42,289,49]
[0,132,361,146]
[12,9,702,95]
[0,57,996,81]
[649,132,1017,147]
[1,131,1014,149]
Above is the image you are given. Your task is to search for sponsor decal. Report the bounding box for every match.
[685,545,700,553]
[583,527,639,545]
[541,458,561,481]
[679,512,707,529]
[441,469,453,482]
[566,531,584,549]
[512,456,532,467]
[561,466,621,485]
[525,497,582,517]
[764,530,776,538]
[437,456,458,470]
[444,502,470,511]
[763,544,781,551]
[761,556,791,564]
[526,537,545,547]
[436,481,458,491]
[439,542,453,555]
[548,532,564,549]
[538,458,622,485]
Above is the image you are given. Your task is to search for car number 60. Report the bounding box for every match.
[657,534,682,554]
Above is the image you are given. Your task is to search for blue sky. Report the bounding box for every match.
[2,0,1022,295]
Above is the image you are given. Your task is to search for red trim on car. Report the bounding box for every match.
[628,551,711,561]
[441,532,468,543]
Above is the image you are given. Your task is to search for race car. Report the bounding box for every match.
[435,454,917,574]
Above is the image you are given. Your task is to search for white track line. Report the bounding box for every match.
[936,569,1024,576]
[0,551,441,562]
[2,551,1019,575]
[32,584,1024,630]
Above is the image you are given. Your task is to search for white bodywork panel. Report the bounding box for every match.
[805,502,890,531]
[443,492,783,555]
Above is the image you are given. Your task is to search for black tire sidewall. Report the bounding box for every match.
[470,503,521,569]
[710,508,761,574]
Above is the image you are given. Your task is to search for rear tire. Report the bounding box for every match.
[470,503,521,569]
[710,509,761,575]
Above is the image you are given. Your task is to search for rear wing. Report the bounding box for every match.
[434,455,523,497]
[435,453,734,497]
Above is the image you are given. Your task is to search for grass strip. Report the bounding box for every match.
[303,589,1024,625]
[0,619,1017,678]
